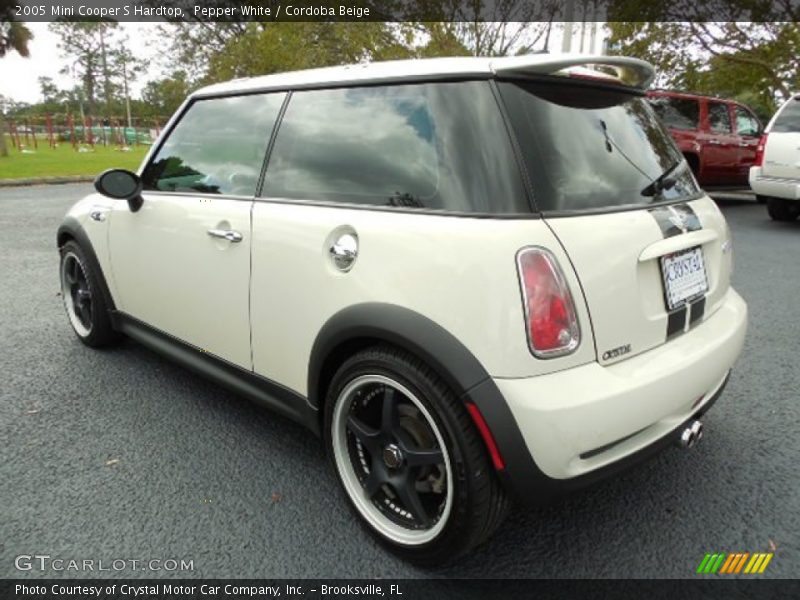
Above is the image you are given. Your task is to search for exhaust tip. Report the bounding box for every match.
[676,420,703,449]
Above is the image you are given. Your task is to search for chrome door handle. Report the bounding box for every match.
[207,228,243,243]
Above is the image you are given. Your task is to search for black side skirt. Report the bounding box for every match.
[111,312,319,435]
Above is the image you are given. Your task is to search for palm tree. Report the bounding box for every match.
[0,17,33,157]
[0,21,32,58]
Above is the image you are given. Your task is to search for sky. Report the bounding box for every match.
[0,22,163,104]
[0,22,607,105]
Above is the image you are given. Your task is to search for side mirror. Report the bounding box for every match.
[94,169,144,212]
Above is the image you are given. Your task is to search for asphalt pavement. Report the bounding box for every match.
[0,184,797,578]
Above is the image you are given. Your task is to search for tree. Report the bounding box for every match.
[202,22,414,83]
[157,0,561,86]
[49,22,121,119]
[155,21,248,83]
[0,18,31,58]
[413,23,471,58]
[607,22,799,117]
[400,0,560,57]
[37,76,68,117]
[110,38,145,127]
[0,8,32,156]
[141,71,192,118]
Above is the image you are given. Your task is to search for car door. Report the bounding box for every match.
[108,92,286,370]
[733,105,762,183]
[700,101,740,184]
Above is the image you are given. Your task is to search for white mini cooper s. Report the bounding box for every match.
[58,55,748,564]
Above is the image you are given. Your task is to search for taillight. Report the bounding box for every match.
[516,247,580,358]
[754,134,768,166]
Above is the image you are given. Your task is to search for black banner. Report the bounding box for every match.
[5,0,800,23]
[3,579,800,600]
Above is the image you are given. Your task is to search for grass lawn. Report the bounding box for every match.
[0,136,149,180]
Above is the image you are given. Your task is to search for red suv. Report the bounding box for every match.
[647,90,763,187]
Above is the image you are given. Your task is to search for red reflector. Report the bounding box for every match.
[754,134,768,167]
[466,403,506,471]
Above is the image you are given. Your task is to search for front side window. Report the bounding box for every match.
[772,97,800,133]
[262,82,529,214]
[142,93,286,196]
[734,106,760,136]
[498,79,700,212]
[648,96,699,130]
[708,102,732,134]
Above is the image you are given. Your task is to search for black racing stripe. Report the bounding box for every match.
[649,204,702,239]
[666,306,687,339]
[689,296,706,327]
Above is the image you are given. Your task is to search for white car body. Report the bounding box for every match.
[59,54,747,558]
[750,94,800,206]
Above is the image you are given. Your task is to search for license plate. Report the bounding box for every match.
[661,246,708,311]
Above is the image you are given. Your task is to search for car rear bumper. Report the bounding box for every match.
[749,167,800,200]
[492,287,747,499]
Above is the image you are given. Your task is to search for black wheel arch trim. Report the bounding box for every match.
[57,216,117,314]
[308,303,546,500]
[308,303,493,409]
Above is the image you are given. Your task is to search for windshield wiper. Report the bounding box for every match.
[641,161,682,197]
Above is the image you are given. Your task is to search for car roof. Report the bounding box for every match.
[193,54,655,98]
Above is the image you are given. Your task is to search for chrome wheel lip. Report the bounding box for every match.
[332,374,453,547]
[60,251,92,338]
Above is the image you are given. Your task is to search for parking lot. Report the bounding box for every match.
[1,183,797,578]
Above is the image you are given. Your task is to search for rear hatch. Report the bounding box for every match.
[497,76,733,365]
[763,95,800,180]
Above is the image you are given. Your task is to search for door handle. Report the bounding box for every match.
[207,228,243,243]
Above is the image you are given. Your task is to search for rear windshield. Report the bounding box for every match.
[772,97,800,133]
[647,96,699,130]
[498,80,701,212]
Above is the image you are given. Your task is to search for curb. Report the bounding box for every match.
[0,176,94,188]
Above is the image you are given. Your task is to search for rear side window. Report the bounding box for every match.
[498,80,700,212]
[708,102,732,134]
[734,106,761,136]
[262,82,529,214]
[142,93,286,196]
[648,96,699,130]
[772,97,800,133]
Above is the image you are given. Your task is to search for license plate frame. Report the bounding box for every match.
[660,246,709,311]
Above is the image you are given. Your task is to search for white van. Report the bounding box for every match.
[750,94,800,220]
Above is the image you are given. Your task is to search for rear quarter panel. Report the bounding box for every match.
[249,203,597,396]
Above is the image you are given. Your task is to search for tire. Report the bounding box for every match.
[59,240,119,347]
[766,197,800,221]
[323,344,509,565]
